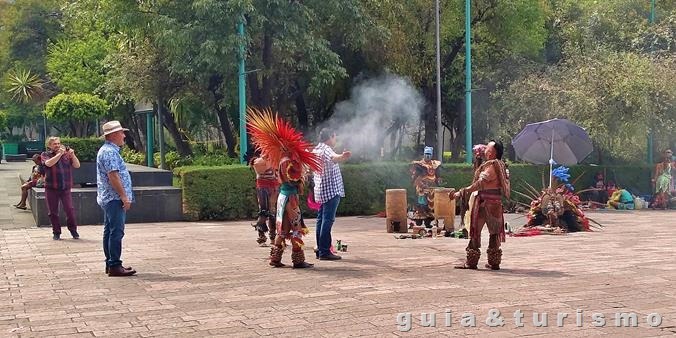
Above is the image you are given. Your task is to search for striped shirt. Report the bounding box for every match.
[313,142,345,204]
[41,151,73,190]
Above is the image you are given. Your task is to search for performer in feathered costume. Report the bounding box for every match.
[523,166,592,233]
[247,108,322,269]
[409,146,441,227]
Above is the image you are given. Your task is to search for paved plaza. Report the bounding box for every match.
[1,160,675,337]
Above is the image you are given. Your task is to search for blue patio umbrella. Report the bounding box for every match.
[511,118,593,187]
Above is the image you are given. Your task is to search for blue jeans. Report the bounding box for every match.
[316,195,341,257]
[102,200,126,267]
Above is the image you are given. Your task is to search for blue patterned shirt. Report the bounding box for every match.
[96,141,134,206]
[313,142,345,204]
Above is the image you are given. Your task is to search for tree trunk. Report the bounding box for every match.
[69,121,77,137]
[208,74,237,158]
[294,81,309,132]
[123,114,143,152]
[260,26,273,108]
[213,107,237,158]
[248,72,262,107]
[160,101,192,156]
[422,85,437,149]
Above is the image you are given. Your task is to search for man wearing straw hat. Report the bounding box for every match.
[96,121,136,277]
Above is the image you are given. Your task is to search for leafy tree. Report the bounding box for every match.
[0,109,8,133]
[0,0,62,74]
[44,92,109,137]
[46,31,109,94]
[490,0,676,163]
[361,0,549,157]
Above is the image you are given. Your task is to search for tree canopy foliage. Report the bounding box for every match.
[0,0,673,164]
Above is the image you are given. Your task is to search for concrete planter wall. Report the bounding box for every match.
[29,163,182,226]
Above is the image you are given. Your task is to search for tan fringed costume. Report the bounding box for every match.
[456,158,510,270]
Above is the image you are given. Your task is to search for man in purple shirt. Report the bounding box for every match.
[41,136,81,240]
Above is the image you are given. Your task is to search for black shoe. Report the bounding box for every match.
[70,230,80,239]
[319,253,342,261]
[313,248,319,259]
[53,233,61,240]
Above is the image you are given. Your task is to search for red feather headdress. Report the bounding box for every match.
[246,107,322,172]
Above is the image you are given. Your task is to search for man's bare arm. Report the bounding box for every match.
[331,151,351,163]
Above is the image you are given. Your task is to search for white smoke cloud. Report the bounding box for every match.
[322,74,425,159]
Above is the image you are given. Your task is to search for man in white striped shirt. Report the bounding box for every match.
[313,128,351,260]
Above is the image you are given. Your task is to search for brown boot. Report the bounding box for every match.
[269,246,285,267]
[269,231,276,244]
[454,248,480,269]
[108,265,137,277]
[485,247,502,270]
[105,265,134,274]
[291,250,313,269]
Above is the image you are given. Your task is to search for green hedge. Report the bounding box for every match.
[60,137,103,162]
[180,162,652,221]
[180,165,257,220]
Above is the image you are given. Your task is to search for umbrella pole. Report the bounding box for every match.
[549,129,554,189]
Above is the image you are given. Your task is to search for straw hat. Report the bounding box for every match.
[101,120,129,136]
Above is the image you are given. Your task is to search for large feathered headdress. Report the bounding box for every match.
[246,107,322,172]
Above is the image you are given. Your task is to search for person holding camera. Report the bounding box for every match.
[41,136,81,240]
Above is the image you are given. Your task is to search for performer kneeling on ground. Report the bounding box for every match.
[452,140,510,270]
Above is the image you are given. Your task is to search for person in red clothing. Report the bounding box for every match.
[41,136,81,240]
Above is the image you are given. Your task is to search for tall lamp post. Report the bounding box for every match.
[435,0,443,162]
[647,0,656,165]
[134,100,154,168]
[238,18,248,164]
[157,99,166,169]
[464,0,473,164]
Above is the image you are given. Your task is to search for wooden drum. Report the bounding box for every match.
[385,189,408,233]
[433,188,456,232]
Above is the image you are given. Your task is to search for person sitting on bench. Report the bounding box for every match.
[14,154,44,210]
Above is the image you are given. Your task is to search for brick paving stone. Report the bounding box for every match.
[1,163,675,338]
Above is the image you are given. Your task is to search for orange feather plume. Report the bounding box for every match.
[246,107,322,172]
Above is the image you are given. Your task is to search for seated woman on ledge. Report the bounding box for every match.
[14,154,44,210]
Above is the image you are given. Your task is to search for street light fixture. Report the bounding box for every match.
[134,99,154,168]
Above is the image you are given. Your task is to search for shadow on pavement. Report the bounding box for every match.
[487,268,570,278]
